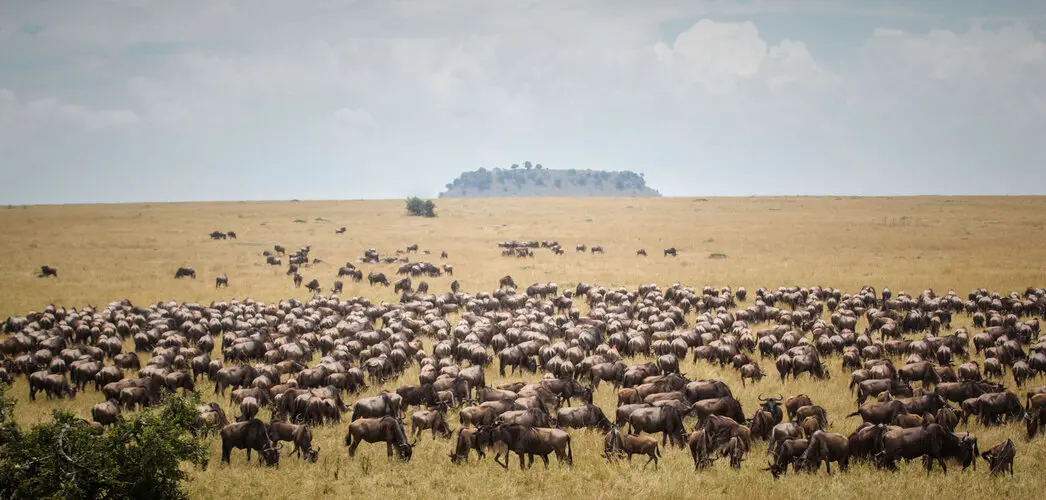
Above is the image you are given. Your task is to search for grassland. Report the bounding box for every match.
[2,196,1046,499]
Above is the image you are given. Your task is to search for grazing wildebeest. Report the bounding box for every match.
[215,274,229,288]
[798,431,850,473]
[331,280,343,294]
[981,439,1015,476]
[227,231,237,239]
[38,265,58,278]
[604,428,660,469]
[268,422,318,461]
[335,227,346,234]
[368,272,390,286]
[220,419,280,466]
[876,423,956,472]
[636,249,647,256]
[411,405,453,439]
[174,267,196,279]
[590,245,604,254]
[663,248,677,257]
[305,279,321,293]
[344,416,416,460]
[487,423,573,469]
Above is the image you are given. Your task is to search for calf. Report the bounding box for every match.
[605,428,661,469]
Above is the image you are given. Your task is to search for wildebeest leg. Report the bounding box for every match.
[347,438,360,457]
[494,452,509,469]
[221,443,233,464]
[937,456,947,474]
[825,461,831,474]
[540,453,550,469]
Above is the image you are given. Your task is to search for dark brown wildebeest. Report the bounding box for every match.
[898,361,942,388]
[174,267,196,279]
[411,405,453,439]
[604,428,660,469]
[741,364,765,387]
[556,403,613,432]
[765,438,810,478]
[352,393,401,421]
[215,274,229,288]
[368,272,390,286]
[274,245,286,255]
[1012,360,1032,388]
[981,439,1015,476]
[292,273,303,287]
[856,378,913,405]
[210,231,226,240]
[164,371,195,395]
[221,419,280,466]
[305,279,321,293]
[499,275,517,289]
[449,427,492,463]
[397,384,438,409]
[406,243,418,253]
[268,422,320,462]
[798,431,850,473]
[331,280,343,294]
[684,380,733,404]
[663,247,677,257]
[590,245,604,254]
[487,423,573,469]
[394,277,413,294]
[227,231,237,239]
[335,227,346,234]
[237,397,260,422]
[970,391,1024,425]
[460,405,497,427]
[627,405,687,448]
[636,249,647,256]
[691,396,745,426]
[38,265,58,278]
[847,423,887,462]
[783,394,813,421]
[847,400,908,425]
[876,423,956,472]
[345,416,416,460]
[91,399,120,427]
[193,403,229,437]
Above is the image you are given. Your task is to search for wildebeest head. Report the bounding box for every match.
[758,393,784,422]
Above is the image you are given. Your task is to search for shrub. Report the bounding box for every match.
[0,385,209,500]
[405,197,436,218]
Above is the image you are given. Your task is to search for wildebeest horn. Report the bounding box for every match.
[777,393,783,401]
[758,393,765,401]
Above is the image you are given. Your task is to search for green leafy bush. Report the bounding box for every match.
[405,197,436,217]
[0,385,208,500]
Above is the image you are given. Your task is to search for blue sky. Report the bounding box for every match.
[1,0,1045,204]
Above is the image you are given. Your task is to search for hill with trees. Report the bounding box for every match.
[438,163,661,198]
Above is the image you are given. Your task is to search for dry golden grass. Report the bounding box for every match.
[2,196,1046,499]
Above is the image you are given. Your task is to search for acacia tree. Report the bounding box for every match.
[405,197,436,217]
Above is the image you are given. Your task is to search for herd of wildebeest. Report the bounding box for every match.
[8,234,1043,479]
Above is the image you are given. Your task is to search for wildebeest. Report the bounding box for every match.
[627,405,687,448]
[91,399,121,427]
[876,423,956,472]
[174,267,196,279]
[268,421,319,462]
[411,405,453,439]
[982,439,1015,476]
[215,274,229,288]
[305,279,321,293]
[798,431,850,473]
[636,249,647,256]
[344,416,416,460]
[604,427,660,469]
[368,272,390,286]
[663,248,677,257]
[556,403,613,432]
[38,265,58,278]
[486,423,573,469]
[220,419,280,466]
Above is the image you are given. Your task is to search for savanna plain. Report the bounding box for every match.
[2,196,1045,500]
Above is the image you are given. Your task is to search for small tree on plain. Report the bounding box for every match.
[405,197,436,217]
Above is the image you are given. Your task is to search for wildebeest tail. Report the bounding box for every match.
[846,411,860,418]
[567,435,573,464]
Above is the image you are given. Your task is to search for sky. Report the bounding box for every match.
[1,0,1045,204]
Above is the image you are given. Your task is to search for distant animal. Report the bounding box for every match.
[590,246,605,254]
[215,275,229,288]
[305,279,321,293]
[335,227,346,234]
[664,248,677,257]
[174,267,196,279]
[331,280,343,294]
[636,249,647,256]
[293,273,303,287]
[227,231,237,239]
[38,265,58,278]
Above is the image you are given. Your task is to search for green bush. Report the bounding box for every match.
[405,197,436,218]
[0,385,208,500]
